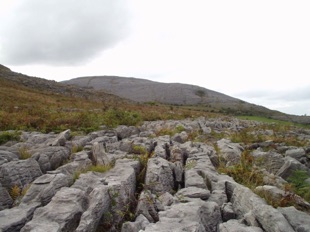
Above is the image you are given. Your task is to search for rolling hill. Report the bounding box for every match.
[63,75,310,124]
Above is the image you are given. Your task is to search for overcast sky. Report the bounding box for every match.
[0,0,310,116]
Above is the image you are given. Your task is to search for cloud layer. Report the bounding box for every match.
[0,0,131,65]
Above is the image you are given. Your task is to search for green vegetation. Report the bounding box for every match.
[0,131,20,145]
[73,164,113,181]
[0,76,217,133]
[287,170,310,202]
[218,150,264,189]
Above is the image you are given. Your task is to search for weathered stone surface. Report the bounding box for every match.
[76,185,111,232]
[172,131,188,144]
[52,150,92,176]
[278,206,310,232]
[276,156,310,180]
[32,146,70,173]
[91,141,110,165]
[121,214,150,232]
[221,202,236,222]
[285,147,306,160]
[219,220,263,232]
[0,183,13,210]
[217,139,243,166]
[21,173,73,206]
[157,192,174,208]
[0,150,18,165]
[185,169,208,189]
[0,203,41,232]
[49,129,71,146]
[175,186,210,200]
[142,200,222,232]
[145,157,174,195]
[116,125,140,139]
[230,183,295,232]
[252,150,285,174]
[21,187,88,232]
[135,190,159,223]
[0,158,42,189]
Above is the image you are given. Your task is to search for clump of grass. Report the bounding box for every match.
[0,131,20,145]
[18,147,32,159]
[73,164,113,181]
[71,145,83,154]
[218,150,264,189]
[9,185,21,201]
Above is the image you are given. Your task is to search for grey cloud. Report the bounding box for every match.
[0,0,131,65]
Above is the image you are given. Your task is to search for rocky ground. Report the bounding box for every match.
[0,117,310,232]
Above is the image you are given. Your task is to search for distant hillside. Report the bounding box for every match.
[63,76,310,125]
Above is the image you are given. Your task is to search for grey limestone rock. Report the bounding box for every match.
[32,146,70,173]
[116,125,140,139]
[121,214,150,232]
[219,220,263,232]
[278,206,310,232]
[251,150,285,174]
[21,173,73,206]
[0,202,41,232]
[0,158,42,190]
[217,139,243,166]
[175,186,210,200]
[0,150,18,165]
[135,190,159,223]
[91,141,110,165]
[0,183,13,210]
[285,147,306,160]
[230,183,295,232]
[54,150,92,176]
[21,187,88,232]
[276,156,310,180]
[49,129,71,146]
[145,157,174,195]
[142,200,222,232]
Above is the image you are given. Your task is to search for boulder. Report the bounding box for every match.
[49,129,71,146]
[32,146,70,173]
[121,214,150,232]
[276,156,310,180]
[0,183,13,210]
[21,187,88,232]
[0,202,40,232]
[217,139,243,166]
[175,186,210,200]
[145,157,174,195]
[21,173,73,206]
[0,150,18,165]
[91,141,110,165]
[219,220,263,232]
[135,190,159,223]
[142,200,222,232]
[285,147,306,160]
[251,150,285,174]
[0,159,42,190]
[230,183,295,232]
[278,206,310,232]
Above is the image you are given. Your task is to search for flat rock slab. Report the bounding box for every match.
[21,187,88,232]
[142,200,222,232]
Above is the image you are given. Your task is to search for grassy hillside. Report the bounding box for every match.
[0,66,219,132]
[1,64,309,133]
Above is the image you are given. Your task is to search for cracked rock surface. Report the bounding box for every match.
[0,117,310,231]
